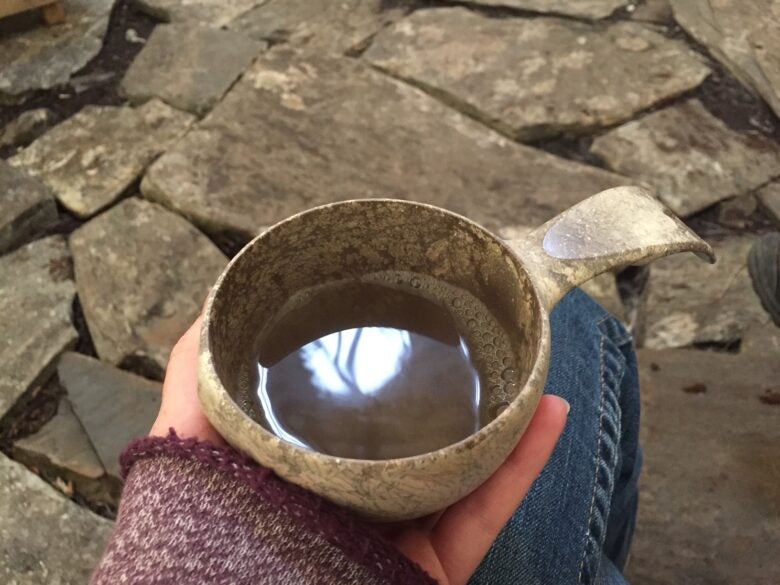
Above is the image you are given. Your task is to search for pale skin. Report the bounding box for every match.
[151,316,569,585]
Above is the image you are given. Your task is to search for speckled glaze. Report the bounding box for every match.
[199,186,714,521]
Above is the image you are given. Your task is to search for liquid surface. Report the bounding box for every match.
[242,273,520,460]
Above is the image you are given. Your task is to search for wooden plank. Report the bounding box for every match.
[0,0,59,19]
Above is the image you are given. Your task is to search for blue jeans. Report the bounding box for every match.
[471,289,641,585]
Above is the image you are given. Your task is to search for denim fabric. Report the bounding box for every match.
[470,289,641,585]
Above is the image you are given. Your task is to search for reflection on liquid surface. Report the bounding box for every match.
[256,326,481,459]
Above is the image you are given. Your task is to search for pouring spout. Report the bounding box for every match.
[506,186,715,313]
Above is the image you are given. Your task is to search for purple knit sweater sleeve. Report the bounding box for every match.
[90,433,436,585]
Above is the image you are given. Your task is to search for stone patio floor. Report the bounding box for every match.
[0,1,778,583]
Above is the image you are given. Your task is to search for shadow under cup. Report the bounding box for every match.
[208,200,542,439]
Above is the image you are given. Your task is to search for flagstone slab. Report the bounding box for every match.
[58,352,162,479]
[0,0,116,103]
[229,0,404,55]
[132,0,260,27]
[10,100,195,217]
[670,0,780,119]
[13,397,115,504]
[363,8,710,140]
[468,0,627,19]
[69,198,227,377]
[627,345,780,584]
[591,100,780,217]
[642,237,770,349]
[120,24,263,115]
[0,237,76,424]
[0,161,58,255]
[0,451,112,584]
[142,51,627,241]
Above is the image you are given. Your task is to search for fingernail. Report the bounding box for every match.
[560,397,571,415]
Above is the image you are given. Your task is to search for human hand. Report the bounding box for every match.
[382,394,569,585]
[152,316,568,585]
[149,315,224,445]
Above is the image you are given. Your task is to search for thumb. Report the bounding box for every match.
[430,394,569,581]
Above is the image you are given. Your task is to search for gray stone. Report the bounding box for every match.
[69,198,227,376]
[229,0,404,56]
[591,100,780,217]
[133,0,262,27]
[142,51,627,241]
[0,237,77,423]
[468,0,627,19]
[70,71,115,94]
[0,0,116,103]
[671,0,780,120]
[0,451,111,584]
[363,9,710,141]
[13,397,115,504]
[626,346,780,585]
[756,181,780,228]
[9,100,195,217]
[642,237,770,350]
[630,0,673,23]
[0,108,53,148]
[121,24,263,115]
[0,161,58,254]
[58,352,161,479]
[717,194,758,229]
[741,323,780,368]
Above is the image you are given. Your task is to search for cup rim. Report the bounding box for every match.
[199,198,551,467]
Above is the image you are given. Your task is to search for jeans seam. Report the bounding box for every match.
[577,316,610,585]
[600,315,632,348]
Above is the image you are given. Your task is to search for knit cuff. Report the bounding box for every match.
[117,431,436,585]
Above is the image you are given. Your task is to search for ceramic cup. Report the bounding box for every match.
[199,186,713,521]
